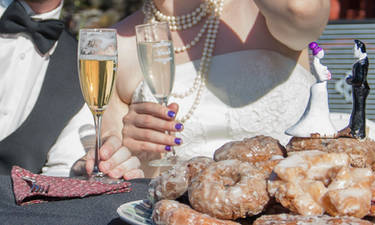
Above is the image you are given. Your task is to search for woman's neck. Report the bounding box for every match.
[153,0,205,16]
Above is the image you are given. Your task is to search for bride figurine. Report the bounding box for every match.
[286,42,337,138]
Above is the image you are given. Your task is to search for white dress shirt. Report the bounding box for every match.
[0,0,62,140]
[0,0,92,176]
[42,104,93,177]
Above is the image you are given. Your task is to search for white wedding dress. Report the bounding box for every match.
[132,49,316,160]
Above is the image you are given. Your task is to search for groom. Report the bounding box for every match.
[0,0,83,174]
[345,39,370,139]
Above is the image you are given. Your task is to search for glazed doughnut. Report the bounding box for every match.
[188,160,269,220]
[214,135,285,177]
[274,150,349,183]
[268,150,374,218]
[370,180,375,216]
[253,214,373,225]
[152,199,240,225]
[185,156,215,181]
[214,136,286,163]
[323,167,373,218]
[268,177,327,215]
[286,137,375,169]
[148,156,213,202]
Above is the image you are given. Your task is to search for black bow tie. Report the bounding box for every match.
[0,0,65,54]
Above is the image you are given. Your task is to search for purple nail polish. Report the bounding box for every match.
[174,138,182,145]
[165,145,171,151]
[168,111,176,118]
[175,123,183,130]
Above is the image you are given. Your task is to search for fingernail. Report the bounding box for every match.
[165,145,171,151]
[174,138,182,145]
[175,123,183,130]
[167,111,176,118]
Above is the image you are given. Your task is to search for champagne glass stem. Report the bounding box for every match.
[93,113,103,177]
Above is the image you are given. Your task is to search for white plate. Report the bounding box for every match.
[117,199,154,225]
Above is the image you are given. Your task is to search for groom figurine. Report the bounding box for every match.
[0,0,83,174]
[345,39,370,139]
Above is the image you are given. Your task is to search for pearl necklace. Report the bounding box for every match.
[144,0,214,54]
[143,0,223,123]
[150,0,209,31]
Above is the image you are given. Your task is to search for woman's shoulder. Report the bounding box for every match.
[114,10,144,38]
[113,10,146,55]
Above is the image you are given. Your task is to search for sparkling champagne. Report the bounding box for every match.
[137,40,175,101]
[79,56,117,114]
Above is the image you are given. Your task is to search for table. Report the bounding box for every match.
[0,175,150,225]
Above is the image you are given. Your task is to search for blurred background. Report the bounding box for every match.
[330,0,375,21]
[61,0,143,35]
[62,0,375,36]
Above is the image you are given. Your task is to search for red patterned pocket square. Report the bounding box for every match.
[11,166,131,205]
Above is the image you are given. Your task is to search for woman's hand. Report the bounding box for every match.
[122,102,184,153]
[85,136,144,180]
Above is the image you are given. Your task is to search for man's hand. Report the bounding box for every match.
[85,136,144,180]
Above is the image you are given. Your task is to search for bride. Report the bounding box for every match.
[56,0,330,178]
[285,42,337,138]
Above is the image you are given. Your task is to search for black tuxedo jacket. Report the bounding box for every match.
[347,57,369,88]
[346,57,370,138]
[0,29,84,174]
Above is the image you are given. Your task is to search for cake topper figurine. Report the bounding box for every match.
[285,42,337,138]
[339,40,370,139]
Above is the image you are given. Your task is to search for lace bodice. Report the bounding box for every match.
[132,50,315,160]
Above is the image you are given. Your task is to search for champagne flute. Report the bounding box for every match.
[78,28,118,182]
[135,22,178,167]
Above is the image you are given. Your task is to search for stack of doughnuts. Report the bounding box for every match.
[148,156,214,202]
[268,150,373,218]
[149,135,375,225]
[286,135,375,218]
[287,137,375,169]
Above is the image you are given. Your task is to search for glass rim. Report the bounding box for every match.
[79,28,117,33]
[135,21,169,30]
